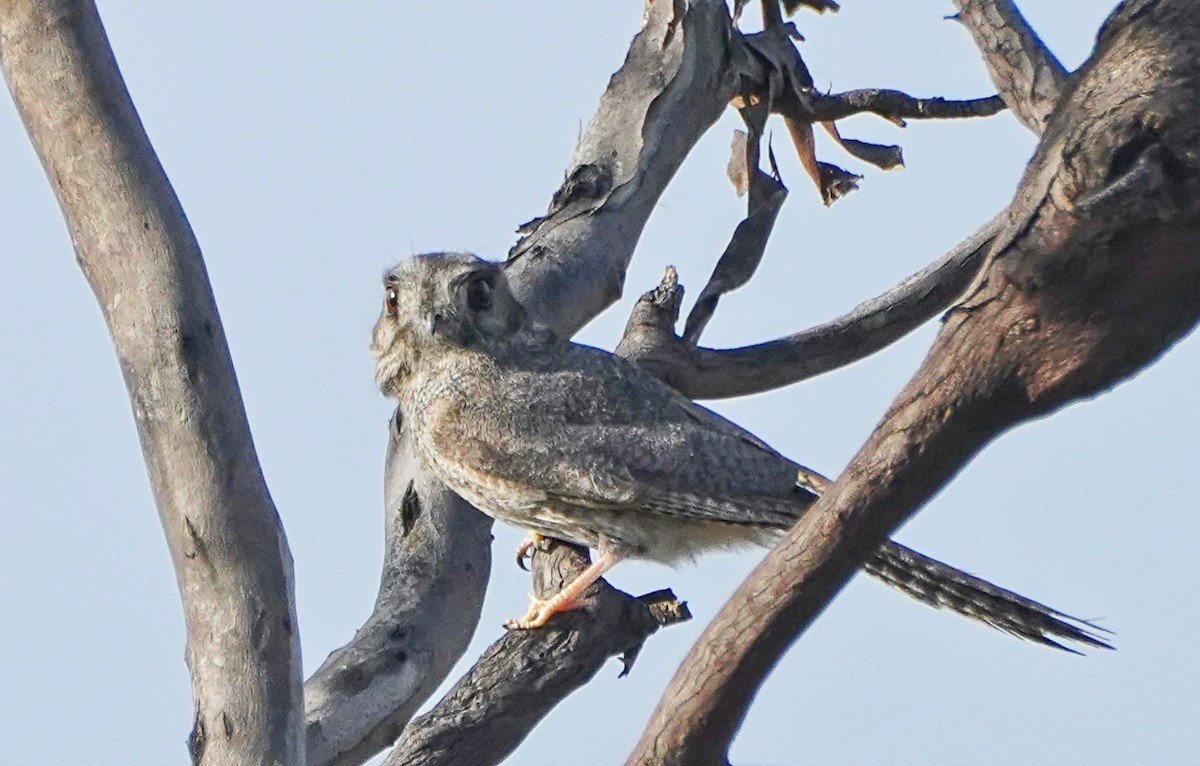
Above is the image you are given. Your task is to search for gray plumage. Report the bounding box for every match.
[373,252,1108,648]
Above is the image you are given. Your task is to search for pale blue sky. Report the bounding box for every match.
[2,2,1196,764]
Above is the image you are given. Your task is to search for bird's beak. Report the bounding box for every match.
[429,312,447,337]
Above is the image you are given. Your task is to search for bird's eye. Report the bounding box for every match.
[384,286,399,316]
[466,277,492,312]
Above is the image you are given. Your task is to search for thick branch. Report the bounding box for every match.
[618,213,1002,399]
[950,0,1069,134]
[306,4,737,764]
[629,2,1200,762]
[304,414,492,766]
[505,0,737,337]
[0,2,302,764]
[387,542,688,766]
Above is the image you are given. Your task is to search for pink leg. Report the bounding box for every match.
[504,550,623,630]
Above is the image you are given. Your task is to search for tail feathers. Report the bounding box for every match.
[865,541,1113,653]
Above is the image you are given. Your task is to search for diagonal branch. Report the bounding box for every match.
[385,542,689,766]
[304,414,492,766]
[505,0,739,337]
[306,3,740,764]
[628,2,1200,762]
[0,1,302,764]
[949,0,1069,134]
[617,213,1003,399]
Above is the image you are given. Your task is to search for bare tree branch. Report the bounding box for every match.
[615,4,1053,400]
[386,542,689,766]
[949,0,1069,134]
[0,2,303,764]
[629,2,1200,762]
[304,414,492,766]
[806,89,1005,123]
[506,0,738,337]
[304,4,742,763]
[617,213,1003,399]
[733,23,1006,202]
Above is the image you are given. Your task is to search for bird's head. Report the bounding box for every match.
[371,252,525,397]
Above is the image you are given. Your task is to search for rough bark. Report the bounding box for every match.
[629,1,1200,762]
[950,0,1068,133]
[0,2,302,765]
[386,542,688,766]
[806,89,1005,123]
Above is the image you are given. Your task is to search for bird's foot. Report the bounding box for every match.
[503,591,582,630]
[515,531,548,571]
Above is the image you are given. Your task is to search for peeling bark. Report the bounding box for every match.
[506,0,736,336]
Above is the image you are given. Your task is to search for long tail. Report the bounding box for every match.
[864,541,1112,652]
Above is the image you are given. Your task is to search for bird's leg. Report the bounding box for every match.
[505,550,623,630]
[515,530,547,571]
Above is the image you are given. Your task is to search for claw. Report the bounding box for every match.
[515,531,546,571]
[505,549,623,630]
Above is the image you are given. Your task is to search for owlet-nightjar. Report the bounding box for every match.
[371,252,1105,649]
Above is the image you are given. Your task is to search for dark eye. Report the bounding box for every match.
[466,277,492,312]
[384,286,399,316]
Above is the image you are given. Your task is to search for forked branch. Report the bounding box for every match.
[618,213,1003,399]
[949,0,1069,133]
[628,2,1200,762]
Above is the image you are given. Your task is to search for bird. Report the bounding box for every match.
[371,252,1108,649]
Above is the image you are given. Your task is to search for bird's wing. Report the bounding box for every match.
[453,341,813,526]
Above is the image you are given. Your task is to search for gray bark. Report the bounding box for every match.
[505,0,736,337]
[1,2,1077,765]
[303,3,739,764]
[0,2,302,764]
[616,213,1004,399]
[303,415,492,766]
[950,0,1069,133]
[386,542,688,766]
